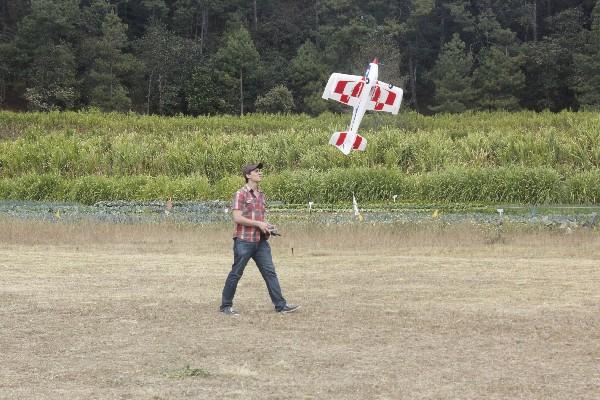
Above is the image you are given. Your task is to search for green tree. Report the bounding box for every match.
[88,10,137,111]
[288,40,327,114]
[0,39,17,106]
[1,0,597,113]
[442,0,475,34]
[429,33,475,113]
[472,46,524,110]
[385,0,438,111]
[255,84,294,113]
[521,39,571,111]
[15,0,81,110]
[254,0,315,59]
[173,0,203,39]
[186,63,233,115]
[571,0,600,109]
[24,44,79,111]
[172,0,226,54]
[474,8,517,49]
[80,0,113,36]
[213,26,260,115]
[520,7,584,111]
[1,0,26,33]
[136,20,201,115]
[317,0,368,70]
[141,0,168,20]
[350,26,404,86]
[172,0,228,54]
[16,0,79,45]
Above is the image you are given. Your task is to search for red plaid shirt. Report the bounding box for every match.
[232,185,267,242]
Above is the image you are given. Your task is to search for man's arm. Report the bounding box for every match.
[232,210,270,233]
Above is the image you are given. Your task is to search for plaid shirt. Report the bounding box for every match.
[232,185,267,242]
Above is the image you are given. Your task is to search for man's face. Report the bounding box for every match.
[247,168,263,183]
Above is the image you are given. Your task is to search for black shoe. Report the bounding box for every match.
[278,304,300,314]
[220,306,239,316]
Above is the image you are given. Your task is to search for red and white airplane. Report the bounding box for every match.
[322,58,403,155]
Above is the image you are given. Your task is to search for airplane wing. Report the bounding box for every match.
[322,73,366,107]
[367,81,403,115]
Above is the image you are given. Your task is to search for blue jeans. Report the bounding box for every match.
[221,238,286,311]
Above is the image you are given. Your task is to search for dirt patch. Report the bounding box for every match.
[1,221,599,399]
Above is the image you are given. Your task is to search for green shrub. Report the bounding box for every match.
[0,167,598,204]
[565,170,600,204]
[67,176,115,204]
[170,175,211,200]
[0,178,14,199]
[255,85,295,113]
[8,174,65,201]
[213,175,245,200]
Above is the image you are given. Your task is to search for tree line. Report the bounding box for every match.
[0,0,599,116]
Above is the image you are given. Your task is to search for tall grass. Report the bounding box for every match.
[1,167,598,205]
[2,111,599,179]
[1,110,599,204]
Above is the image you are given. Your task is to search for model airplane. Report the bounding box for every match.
[322,58,403,155]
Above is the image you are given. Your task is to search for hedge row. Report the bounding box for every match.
[2,111,600,180]
[2,110,598,138]
[3,127,600,180]
[1,167,599,205]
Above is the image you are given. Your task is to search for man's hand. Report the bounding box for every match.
[254,221,270,234]
[267,224,281,236]
[232,211,277,236]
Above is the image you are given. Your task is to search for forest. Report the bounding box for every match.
[1,0,599,116]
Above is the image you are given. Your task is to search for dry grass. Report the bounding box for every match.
[1,218,599,399]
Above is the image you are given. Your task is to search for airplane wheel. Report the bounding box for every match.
[366,78,370,84]
[389,83,394,89]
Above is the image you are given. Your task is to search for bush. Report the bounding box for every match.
[0,167,597,204]
[171,175,212,200]
[0,179,11,198]
[263,167,563,204]
[417,167,561,203]
[255,85,295,114]
[213,175,245,200]
[8,174,65,201]
[67,176,115,204]
[565,169,600,204]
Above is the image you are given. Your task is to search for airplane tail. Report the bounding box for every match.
[329,132,367,155]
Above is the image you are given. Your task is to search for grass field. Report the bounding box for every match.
[2,110,600,204]
[1,219,599,399]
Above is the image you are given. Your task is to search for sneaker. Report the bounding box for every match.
[278,304,300,314]
[220,306,239,316]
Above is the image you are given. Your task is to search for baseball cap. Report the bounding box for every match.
[242,162,263,177]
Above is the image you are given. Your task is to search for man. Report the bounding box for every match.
[220,162,300,315]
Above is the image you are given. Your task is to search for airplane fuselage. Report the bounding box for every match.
[348,62,378,134]
[341,62,379,154]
